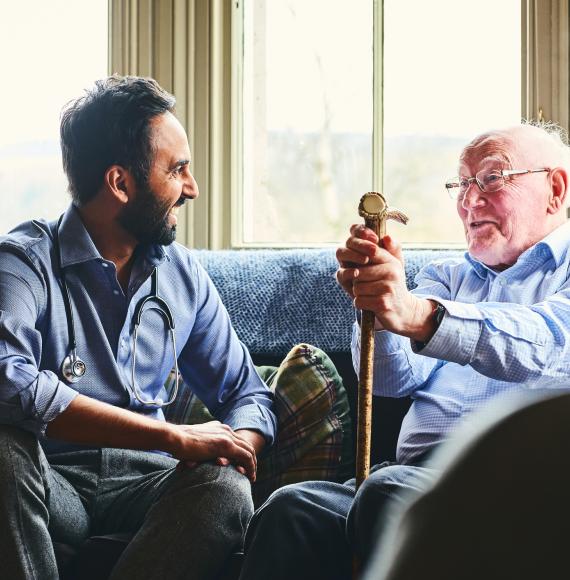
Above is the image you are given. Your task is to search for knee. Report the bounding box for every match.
[259,484,308,514]
[354,467,399,513]
[180,464,254,528]
[212,466,254,523]
[250,481,350,539]
[260,483,320,518]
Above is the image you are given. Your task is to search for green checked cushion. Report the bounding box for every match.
[164,344,353,507]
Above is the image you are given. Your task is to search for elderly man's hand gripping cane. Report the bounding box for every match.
[338,192,409,489]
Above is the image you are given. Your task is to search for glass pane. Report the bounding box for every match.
[384,0,521,244]
[242,0,373,244]
[0,1,108,233]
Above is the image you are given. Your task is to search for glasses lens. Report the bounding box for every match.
[477,171,504,193]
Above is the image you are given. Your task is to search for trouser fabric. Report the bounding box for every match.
[0,425,253,580]
[239,461,436,580]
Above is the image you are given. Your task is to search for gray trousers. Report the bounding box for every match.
[0,425,253,580]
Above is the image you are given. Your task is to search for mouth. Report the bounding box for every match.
[170,198,186,213]
[469,220,496,230]
[167,199,186,225]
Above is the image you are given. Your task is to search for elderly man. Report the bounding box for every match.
[239,123,570,580]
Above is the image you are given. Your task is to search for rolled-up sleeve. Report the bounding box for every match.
[0,252,77,435]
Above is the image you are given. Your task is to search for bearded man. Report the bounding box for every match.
[0,76,276,580]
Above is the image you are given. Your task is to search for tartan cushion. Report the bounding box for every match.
[164,343,353,507]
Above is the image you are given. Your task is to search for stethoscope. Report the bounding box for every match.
[55,216,180,407]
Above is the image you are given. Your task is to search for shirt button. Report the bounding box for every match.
[101,262,109,268]
[113,289,120,296]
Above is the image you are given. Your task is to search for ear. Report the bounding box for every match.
[103,165,135,205]
[547,167,568,215]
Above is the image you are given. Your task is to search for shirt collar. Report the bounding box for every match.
[465,220,570,279]
[57,204,168,269]
[535,220,570,268]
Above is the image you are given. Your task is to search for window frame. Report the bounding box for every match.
[109,0,568,249]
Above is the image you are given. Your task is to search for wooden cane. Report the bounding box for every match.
[355,192,408,490]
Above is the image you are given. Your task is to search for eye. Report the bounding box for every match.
[171,165,186,177]
[458,177,470,189]
[482,172,502,186]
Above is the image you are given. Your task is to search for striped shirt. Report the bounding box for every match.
[0,205,276,455]
[352,221,570,464]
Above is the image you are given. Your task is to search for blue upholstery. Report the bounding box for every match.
[192,248,465,355]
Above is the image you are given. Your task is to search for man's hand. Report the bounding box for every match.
[208,429,266,477]
[336,225,436,342]
[169,421,258,482]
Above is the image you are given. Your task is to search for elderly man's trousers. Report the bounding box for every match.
[239,462,436,580]
[0,425,253,580]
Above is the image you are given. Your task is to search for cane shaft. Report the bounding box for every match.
[355,217,386,490]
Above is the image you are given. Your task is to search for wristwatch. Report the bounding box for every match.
[433,301,446,328]
[415,301,446,350]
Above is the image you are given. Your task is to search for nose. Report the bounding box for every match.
[460,180,486,210]
[182,169,199,200]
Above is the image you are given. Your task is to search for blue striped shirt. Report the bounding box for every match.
[0,205,276,454]
[352,221,570,464]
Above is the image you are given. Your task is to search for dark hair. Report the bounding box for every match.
[60,75,176,206]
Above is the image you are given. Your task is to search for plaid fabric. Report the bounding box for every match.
[164,344,353,507]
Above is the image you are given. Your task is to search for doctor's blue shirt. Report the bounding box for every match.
[0,205,276,455]
[352,221,570,465]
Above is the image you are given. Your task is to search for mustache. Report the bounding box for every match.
[174,197,186,207]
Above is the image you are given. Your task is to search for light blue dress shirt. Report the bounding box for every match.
[352,221,570,464]
[0,205,276,455]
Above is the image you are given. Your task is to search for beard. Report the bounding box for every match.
[119,183,179,246]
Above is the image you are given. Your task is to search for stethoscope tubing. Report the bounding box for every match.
[54,215,180,407]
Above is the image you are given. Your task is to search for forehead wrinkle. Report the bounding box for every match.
[459,132,514,171]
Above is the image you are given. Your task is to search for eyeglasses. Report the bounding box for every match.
[445,168,550,200]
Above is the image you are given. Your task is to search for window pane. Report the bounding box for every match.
[241,0,373,244]
[0,1,108,233]
[384,0,521,244]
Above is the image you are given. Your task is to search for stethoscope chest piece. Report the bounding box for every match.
[61,353,87,384]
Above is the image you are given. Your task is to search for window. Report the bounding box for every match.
[234,0,522,246]
[0,1,108,233]
[238,0,372,246]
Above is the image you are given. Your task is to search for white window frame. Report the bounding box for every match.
[110,0,568,249]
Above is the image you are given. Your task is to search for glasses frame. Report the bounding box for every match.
[445,168,550,200]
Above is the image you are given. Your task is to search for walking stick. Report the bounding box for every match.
[355,192,408,490]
